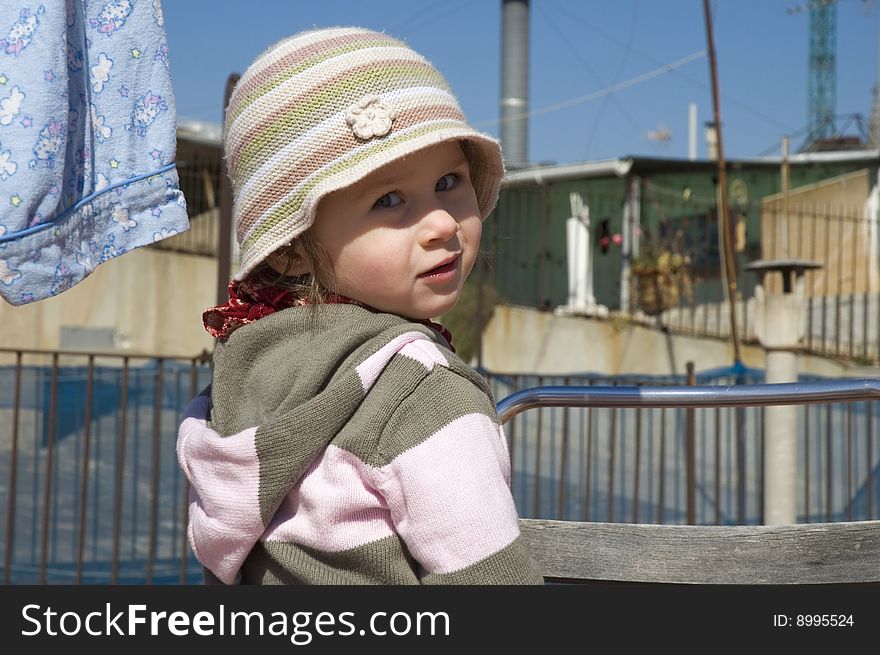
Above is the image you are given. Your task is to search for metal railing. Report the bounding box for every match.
[0,347,212,584]
[496,379,879,527]
[497,379,880,420]
[2,347,878,583]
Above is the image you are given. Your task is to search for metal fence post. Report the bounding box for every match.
[686,361,696,524]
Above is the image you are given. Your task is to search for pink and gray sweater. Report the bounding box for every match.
[176,304,543,584]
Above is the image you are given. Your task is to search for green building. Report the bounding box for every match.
[485,150,879,313]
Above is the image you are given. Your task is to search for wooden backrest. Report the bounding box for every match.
[519,518,880,584]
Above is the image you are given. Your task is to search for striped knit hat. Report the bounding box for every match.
[224,26,505,281]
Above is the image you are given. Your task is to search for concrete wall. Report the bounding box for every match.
[1,248,216,357]
[482,304,880,378]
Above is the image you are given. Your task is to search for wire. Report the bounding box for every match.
[535,1,643,157]
[581,0,641,158]
[755,124,812,156]
[387,0,475,36]
[755,113,873,156]
[543,0,795,133]
[473,50,706,129]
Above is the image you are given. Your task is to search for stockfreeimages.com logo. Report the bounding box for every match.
[21,603,451,644]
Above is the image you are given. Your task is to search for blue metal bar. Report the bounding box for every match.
[497,379,880,424]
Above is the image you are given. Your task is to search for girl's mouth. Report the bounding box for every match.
[419,255,459,280]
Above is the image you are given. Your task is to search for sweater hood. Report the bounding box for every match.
[176,304,461,583]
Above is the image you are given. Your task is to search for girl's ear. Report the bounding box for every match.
[265,242,312,276]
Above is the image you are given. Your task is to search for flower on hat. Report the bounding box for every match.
[345,94,395,140]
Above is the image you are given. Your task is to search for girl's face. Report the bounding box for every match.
[310,141,482,320]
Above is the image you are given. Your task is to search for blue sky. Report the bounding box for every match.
[162,0,879,165]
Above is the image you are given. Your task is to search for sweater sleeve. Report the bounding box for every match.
[369,364,544,585]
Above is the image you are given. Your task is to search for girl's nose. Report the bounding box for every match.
[419,207,459,244]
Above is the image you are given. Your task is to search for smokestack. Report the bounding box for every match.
[501,0,530,169]
[688,103,697,160]
[705,121,718,160]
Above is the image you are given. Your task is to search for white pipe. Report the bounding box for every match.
[688,103,697,160]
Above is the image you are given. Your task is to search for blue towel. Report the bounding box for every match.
[0,0,188,305]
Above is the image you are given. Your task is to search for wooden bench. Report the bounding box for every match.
[519,518,880,584]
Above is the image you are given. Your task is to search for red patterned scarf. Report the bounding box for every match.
[203,274,455,352]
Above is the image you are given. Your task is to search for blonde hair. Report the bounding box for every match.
[250,230,337,304]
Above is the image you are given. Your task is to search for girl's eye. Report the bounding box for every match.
[373,191,402,209]
[436,173,459,192]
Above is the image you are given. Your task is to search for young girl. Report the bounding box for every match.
[176,26,543,585]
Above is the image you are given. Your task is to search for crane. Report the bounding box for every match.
[787,0,877,150]
[787,0,838,148]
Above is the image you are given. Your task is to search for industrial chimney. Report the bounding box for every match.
[688,103,697,160]
[500,0,530,169]
[705,121,718,161]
